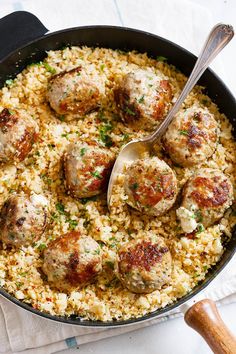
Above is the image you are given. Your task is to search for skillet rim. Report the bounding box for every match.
[0,24,235,327]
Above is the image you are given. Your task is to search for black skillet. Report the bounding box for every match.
[0,11,236,353]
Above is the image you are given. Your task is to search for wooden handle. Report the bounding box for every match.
[184,299,236,354]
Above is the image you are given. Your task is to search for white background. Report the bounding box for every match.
[0,0,235,353]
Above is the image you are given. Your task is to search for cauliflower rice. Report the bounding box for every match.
[0,46,235,321]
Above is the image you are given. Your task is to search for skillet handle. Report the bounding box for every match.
[185,299,236,354]
[0,11,48,61]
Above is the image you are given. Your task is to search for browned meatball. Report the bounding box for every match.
[0,108,38,163]
[163,107,219,167]
[176,168,234,233]
[47,66,104,119]
[64,142,114,198]
[116,234,172,293]
[0,194,47,247]
[114,68,172,130]
[42,231,102,291]
[124,157,178,216]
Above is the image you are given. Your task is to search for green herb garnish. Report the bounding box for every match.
[56,202,65,214]
[80,147,86,156]
[37,243,47,251]
[80,196,98,204]
[125,107,136,116]
[91,171,103,179]
[99,123,113,147]
[194,210,203,222]
[58,115,65,122]
[138,95,145,103]
[106,261,114,270]
[43,62,56,74]
[67,219,78,230]
[156,56,167,62]
[5,79,14,86]
[179,130,189,136]
[196,224,205,234]
[131,182,138,190]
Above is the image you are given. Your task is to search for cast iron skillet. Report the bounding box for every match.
[0,11,236,352]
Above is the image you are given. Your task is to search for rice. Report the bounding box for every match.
[0,46,235,321]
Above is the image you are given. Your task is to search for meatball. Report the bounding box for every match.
[114,68,172,130]
[163,107,219,167]
[177,168,234,233]
[0,194,48,247]
[124,157,178,216]
[116,234,172,293]
[0,108,38,163]
[47,66,104,119]
[42,231,102,291]
[64,142,114,198]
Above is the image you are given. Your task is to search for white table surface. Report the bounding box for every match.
[57,1,236,353]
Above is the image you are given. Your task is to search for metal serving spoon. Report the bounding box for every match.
[107,23,234,207]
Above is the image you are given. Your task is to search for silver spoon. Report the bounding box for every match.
[107,23,234,208]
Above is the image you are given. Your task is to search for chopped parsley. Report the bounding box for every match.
[100,64,105,71]
[56,202,65,214]
[91,171,103,179]
[179,130,189,136]
[122,133,130,141]
[106,261,114,270]
[43,62,56,74]
[41,173,52,185]
[80,147,86,156]
[156,56,167,62]
[138,95,145,103]
[131,182,138,190]
[125,107,136,116]
[201,98,209,105]
[80,196,98,204]
[5,79,14,86]
[58,115,65,122]
[194,210,203,222]
[66,219,78,230]
[37,243,47,251]
[28,61,42,68]
[47,143,55,150]
[93,248,101,255]
[99,123,113,147]
[196,224,205,234]
[98,110,107,122]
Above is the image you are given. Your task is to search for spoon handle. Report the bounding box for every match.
[146,23,234,144]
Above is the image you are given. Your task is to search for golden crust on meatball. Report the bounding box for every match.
[0,108,38,163]
[124,157,178,216]
[116,234,172,293]
[0,194,47,248]
[163,107,219,167]
[177,168,234,233]
[42,231,102,291]
[114,68,172,130]
[47,66,104,119]
[64,142,115,198]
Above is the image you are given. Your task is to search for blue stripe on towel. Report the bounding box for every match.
[113,0,124,26]
[13,2,24,11]
[65,336,78,348]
